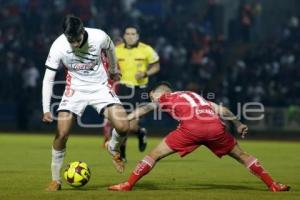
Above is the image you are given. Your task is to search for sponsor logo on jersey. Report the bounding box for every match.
[70,61,98,71]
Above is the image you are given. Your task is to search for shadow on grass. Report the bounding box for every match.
[188,183,263,191]
[62,184,108,191]
[61,182,263,192]
[134,182,263,191]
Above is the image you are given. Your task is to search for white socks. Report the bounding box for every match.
[51,147,65,182]
[109,129,127,151]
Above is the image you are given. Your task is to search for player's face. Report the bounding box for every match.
[123,28,139,46]
[67,33,84,49]
[150,90,162,103]
[150,86,171,102]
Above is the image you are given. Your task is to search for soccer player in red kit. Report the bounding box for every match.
[108,82,290,192]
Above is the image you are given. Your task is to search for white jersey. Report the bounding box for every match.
[42,27,117,113]
[45,27,110,91]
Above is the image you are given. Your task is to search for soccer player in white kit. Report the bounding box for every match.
[42,15,128,191]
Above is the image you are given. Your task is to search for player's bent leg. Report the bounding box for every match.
[105,129,126,173]
[227,144,250,164]
[148,138,175,161]
[102,119,112,148]
[108,139,175,191]
[104,104,129,135]
[54,112,74,150]
[104,104,129,173]
[46,111,74,191]
[129,119,139,132]
[228,144,290,192]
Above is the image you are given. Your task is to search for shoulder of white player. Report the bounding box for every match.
[50,34,69,50]
[85,27,108,38]
[85,27,111,47]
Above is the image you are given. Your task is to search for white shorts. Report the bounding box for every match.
[57,85,121,116]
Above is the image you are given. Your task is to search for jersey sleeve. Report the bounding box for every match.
[145,45,159,64]
[101,33,113,50]
[45,42,62,71]
[42,69,56,113]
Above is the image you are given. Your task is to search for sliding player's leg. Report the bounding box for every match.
[108,138,175,191]
[228,144,290,192]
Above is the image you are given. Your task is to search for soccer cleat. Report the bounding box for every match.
[45,180,61,192]
[269,182,290,192]
[108,182,132,191]
[138,128,147,152]
[105,141,125,173]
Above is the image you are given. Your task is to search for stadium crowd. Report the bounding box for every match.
[0,0,299,129]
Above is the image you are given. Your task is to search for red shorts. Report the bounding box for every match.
[165,122,237,158]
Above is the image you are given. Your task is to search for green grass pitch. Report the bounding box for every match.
[0,133,299,200]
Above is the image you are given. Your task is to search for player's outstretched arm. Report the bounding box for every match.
[127,102,158,121]
[210,102,248,138]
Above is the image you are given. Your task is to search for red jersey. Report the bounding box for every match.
[158,91,220,124]
[159,91,236,158]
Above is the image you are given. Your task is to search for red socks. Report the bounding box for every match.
[245,156,274,187]
[128,155,155,186]
[127,155,275,189]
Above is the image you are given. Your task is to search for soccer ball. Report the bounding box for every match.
[63,161,91,187]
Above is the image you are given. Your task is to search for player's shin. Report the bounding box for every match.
[127,155,155,187]
[244,155,274,187]
[51,147,66,183]
[102,120,112,148]
[109,128,127,152]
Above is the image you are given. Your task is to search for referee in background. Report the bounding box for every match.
[115,25,160,161]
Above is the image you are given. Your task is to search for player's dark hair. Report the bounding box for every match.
[148,81,172,93]
[123,24,140,34]
[62,15,84,38]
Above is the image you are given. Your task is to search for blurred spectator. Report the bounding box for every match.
[239,3,254,42]
[22,61,40,96]
[0,0,299,129]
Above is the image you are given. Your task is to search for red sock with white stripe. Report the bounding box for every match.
[245,156,274,187]
[128,155,155,186]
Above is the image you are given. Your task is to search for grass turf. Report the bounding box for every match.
[0,133,299,200]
